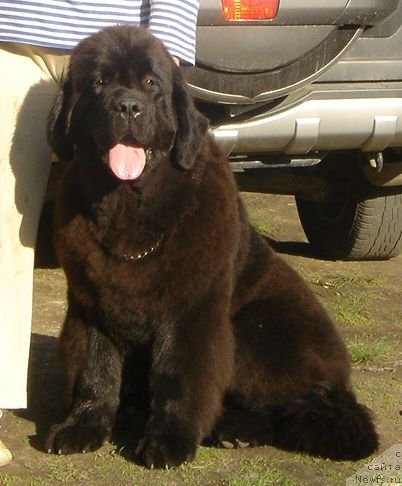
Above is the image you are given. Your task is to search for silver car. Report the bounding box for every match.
[188,0,402,260]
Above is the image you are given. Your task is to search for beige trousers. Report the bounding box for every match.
[0,43,69,408]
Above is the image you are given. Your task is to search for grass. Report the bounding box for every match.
[46,458,87,483]
[251,220,275,235]
[298,268,380,292]
[296,268,380,326]
[347,334,392,365]
[241,192,276,236]
[295,456,346,486]
[296,268,398,366]
[222,457,298,486]
[330,293,372,326]
[0,475,13,486]
[0,475,46,486]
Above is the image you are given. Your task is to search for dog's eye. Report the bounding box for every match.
[145,77,155,87]
[94,78,109,87]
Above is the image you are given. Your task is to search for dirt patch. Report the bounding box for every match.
[1,193,401,485]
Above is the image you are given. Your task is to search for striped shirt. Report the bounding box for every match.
[0,0,200,65]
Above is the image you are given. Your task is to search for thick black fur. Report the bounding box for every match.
[45,25,378,468]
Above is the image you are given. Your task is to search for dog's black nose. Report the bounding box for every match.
[116,99,143,118]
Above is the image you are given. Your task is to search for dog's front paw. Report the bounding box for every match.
[45,404,115,455]
[136,434,196,469]
[45,421,110,455]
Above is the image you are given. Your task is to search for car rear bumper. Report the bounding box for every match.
[212,97,402,156]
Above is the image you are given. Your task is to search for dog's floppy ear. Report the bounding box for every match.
[171,70,209,170]
[47,76,76,162]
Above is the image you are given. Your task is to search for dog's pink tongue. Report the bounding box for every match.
[109,143,146,180]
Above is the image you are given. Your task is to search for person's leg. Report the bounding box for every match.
[0,43,69,410]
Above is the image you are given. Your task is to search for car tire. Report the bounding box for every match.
[295,154,402,260]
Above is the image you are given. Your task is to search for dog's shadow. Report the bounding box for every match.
[17,332,147,463]
[264,236,321,259]
[16,333,65,451]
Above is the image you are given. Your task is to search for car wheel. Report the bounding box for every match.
[295,155,402,260]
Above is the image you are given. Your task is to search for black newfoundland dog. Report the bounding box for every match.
[45,25,378,468]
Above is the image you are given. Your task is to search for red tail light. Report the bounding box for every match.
[221,0,280,21]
